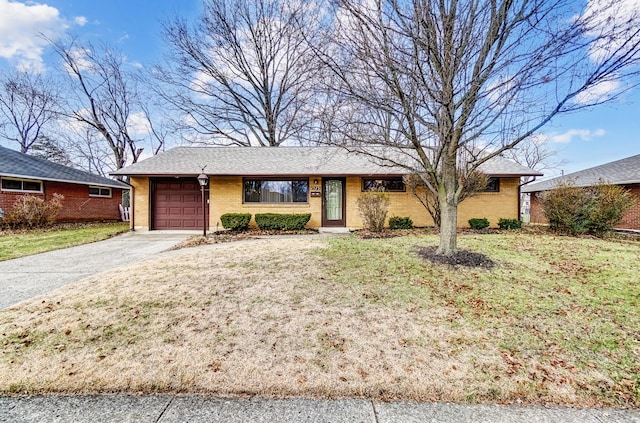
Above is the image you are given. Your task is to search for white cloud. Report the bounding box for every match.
[74,16,88,26]
[583,0,640,62]
[0,0,68,72]
[127,112,151,136]
[574,79,621,104]
[548,128,606,144]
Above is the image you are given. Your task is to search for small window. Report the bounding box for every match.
[1,177,43,193]
[485,177,500,192]
[362,177,405,192]
[89,186,112,198]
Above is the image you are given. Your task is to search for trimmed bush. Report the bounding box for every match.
[2,194,64,228]
[254,213,311,230]
[220,213,251,231]
[498,218,522,230]
[357,187,390,232]
[468,217,490,230]
[389,216,414,229]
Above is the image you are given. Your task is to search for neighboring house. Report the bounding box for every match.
[0,145,129,222]
[112,146,541,231]
[522,153,640,230]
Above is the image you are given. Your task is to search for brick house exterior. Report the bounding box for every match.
[524,154,640,231]
[0,146,128,222]
[114,147,541,231]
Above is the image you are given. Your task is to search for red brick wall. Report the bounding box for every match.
[1,181,124,222]
[619,184,640,230]
[528,184,640,230]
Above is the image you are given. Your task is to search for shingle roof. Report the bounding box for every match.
[0,145,129,189]
[112,146,541,177]
[522,153,640,193]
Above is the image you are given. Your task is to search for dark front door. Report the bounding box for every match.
[322,178,346,227]
[152,178,208,230]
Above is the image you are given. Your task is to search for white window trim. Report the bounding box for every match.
[0,177,43,193]
[89,186,112,198]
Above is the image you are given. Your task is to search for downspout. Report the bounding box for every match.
[120,179,135,232]
[518,176,538,221]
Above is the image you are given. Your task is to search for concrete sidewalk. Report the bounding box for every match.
[0,395,638,422]
[0,231,189,309]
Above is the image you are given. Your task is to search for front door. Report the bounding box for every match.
[322,178,346,227]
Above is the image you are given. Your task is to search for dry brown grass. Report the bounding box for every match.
[0,234,638,407]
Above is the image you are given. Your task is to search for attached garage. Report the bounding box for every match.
[152,178,208,230]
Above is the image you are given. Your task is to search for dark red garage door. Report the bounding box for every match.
[153,178,208,230]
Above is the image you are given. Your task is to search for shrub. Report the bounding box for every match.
[498,218,522,230]
[538,183,591,235]
[254,213,311,230]
[356,187,390,232]
[539,181,634,236]
[220,213,251,231]
[468,217,490,230]
[389,216,414,229]
[2,194,64,228]
[585,183,635,235]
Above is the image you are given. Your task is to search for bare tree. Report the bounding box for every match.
[503,136,567,183]
[0,71,59,153]
[158,0,326,146]
[320,0,640,255]
[50,38,145,173]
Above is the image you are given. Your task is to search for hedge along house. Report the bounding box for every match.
[0,145,129,222]
[523,153,640,230]
[112,146,541,232]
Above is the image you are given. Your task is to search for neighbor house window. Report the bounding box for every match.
[243,179,308,203]
[1,177,43,193]
[485,177,500,192]
[89,186,112,198]
[362,177,405,192]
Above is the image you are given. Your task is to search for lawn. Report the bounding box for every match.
[0,222,130,261]
[0,232,638,407]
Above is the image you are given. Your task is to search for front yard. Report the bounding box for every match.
[0,222,130,261]
[0,232,638,406]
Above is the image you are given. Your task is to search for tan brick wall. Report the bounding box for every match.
[131,175,521,230]
[130,177,149,230]
[210,176,322,229]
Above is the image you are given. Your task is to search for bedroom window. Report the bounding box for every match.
[1,177,43,193]
[362,177,405,192]
[89,186,112,197]
[485,177,500,192]
[243,179,309,203]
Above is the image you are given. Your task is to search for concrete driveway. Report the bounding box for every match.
[0,232,190,310]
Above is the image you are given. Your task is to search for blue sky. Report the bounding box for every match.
[0,0,638,179]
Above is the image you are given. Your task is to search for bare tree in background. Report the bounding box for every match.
[0,71,59,153]
[50,38,146,174]
[159,0,326,146]
[504,137,567,183]
[320,0,640,255]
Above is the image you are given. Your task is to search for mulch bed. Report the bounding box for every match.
[417,246,496,269]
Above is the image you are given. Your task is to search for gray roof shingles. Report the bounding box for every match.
[112,146,542,177]
[522,153,640,193]
[0,145,129,189]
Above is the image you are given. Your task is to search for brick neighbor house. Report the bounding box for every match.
[111,146,541,231]
[522,153,640,230]
[0,145,129,222]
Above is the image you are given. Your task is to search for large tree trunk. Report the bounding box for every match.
[438,154,459,255]
[438,191,458,255]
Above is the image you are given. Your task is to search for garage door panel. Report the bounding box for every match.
[153,178,209,230]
